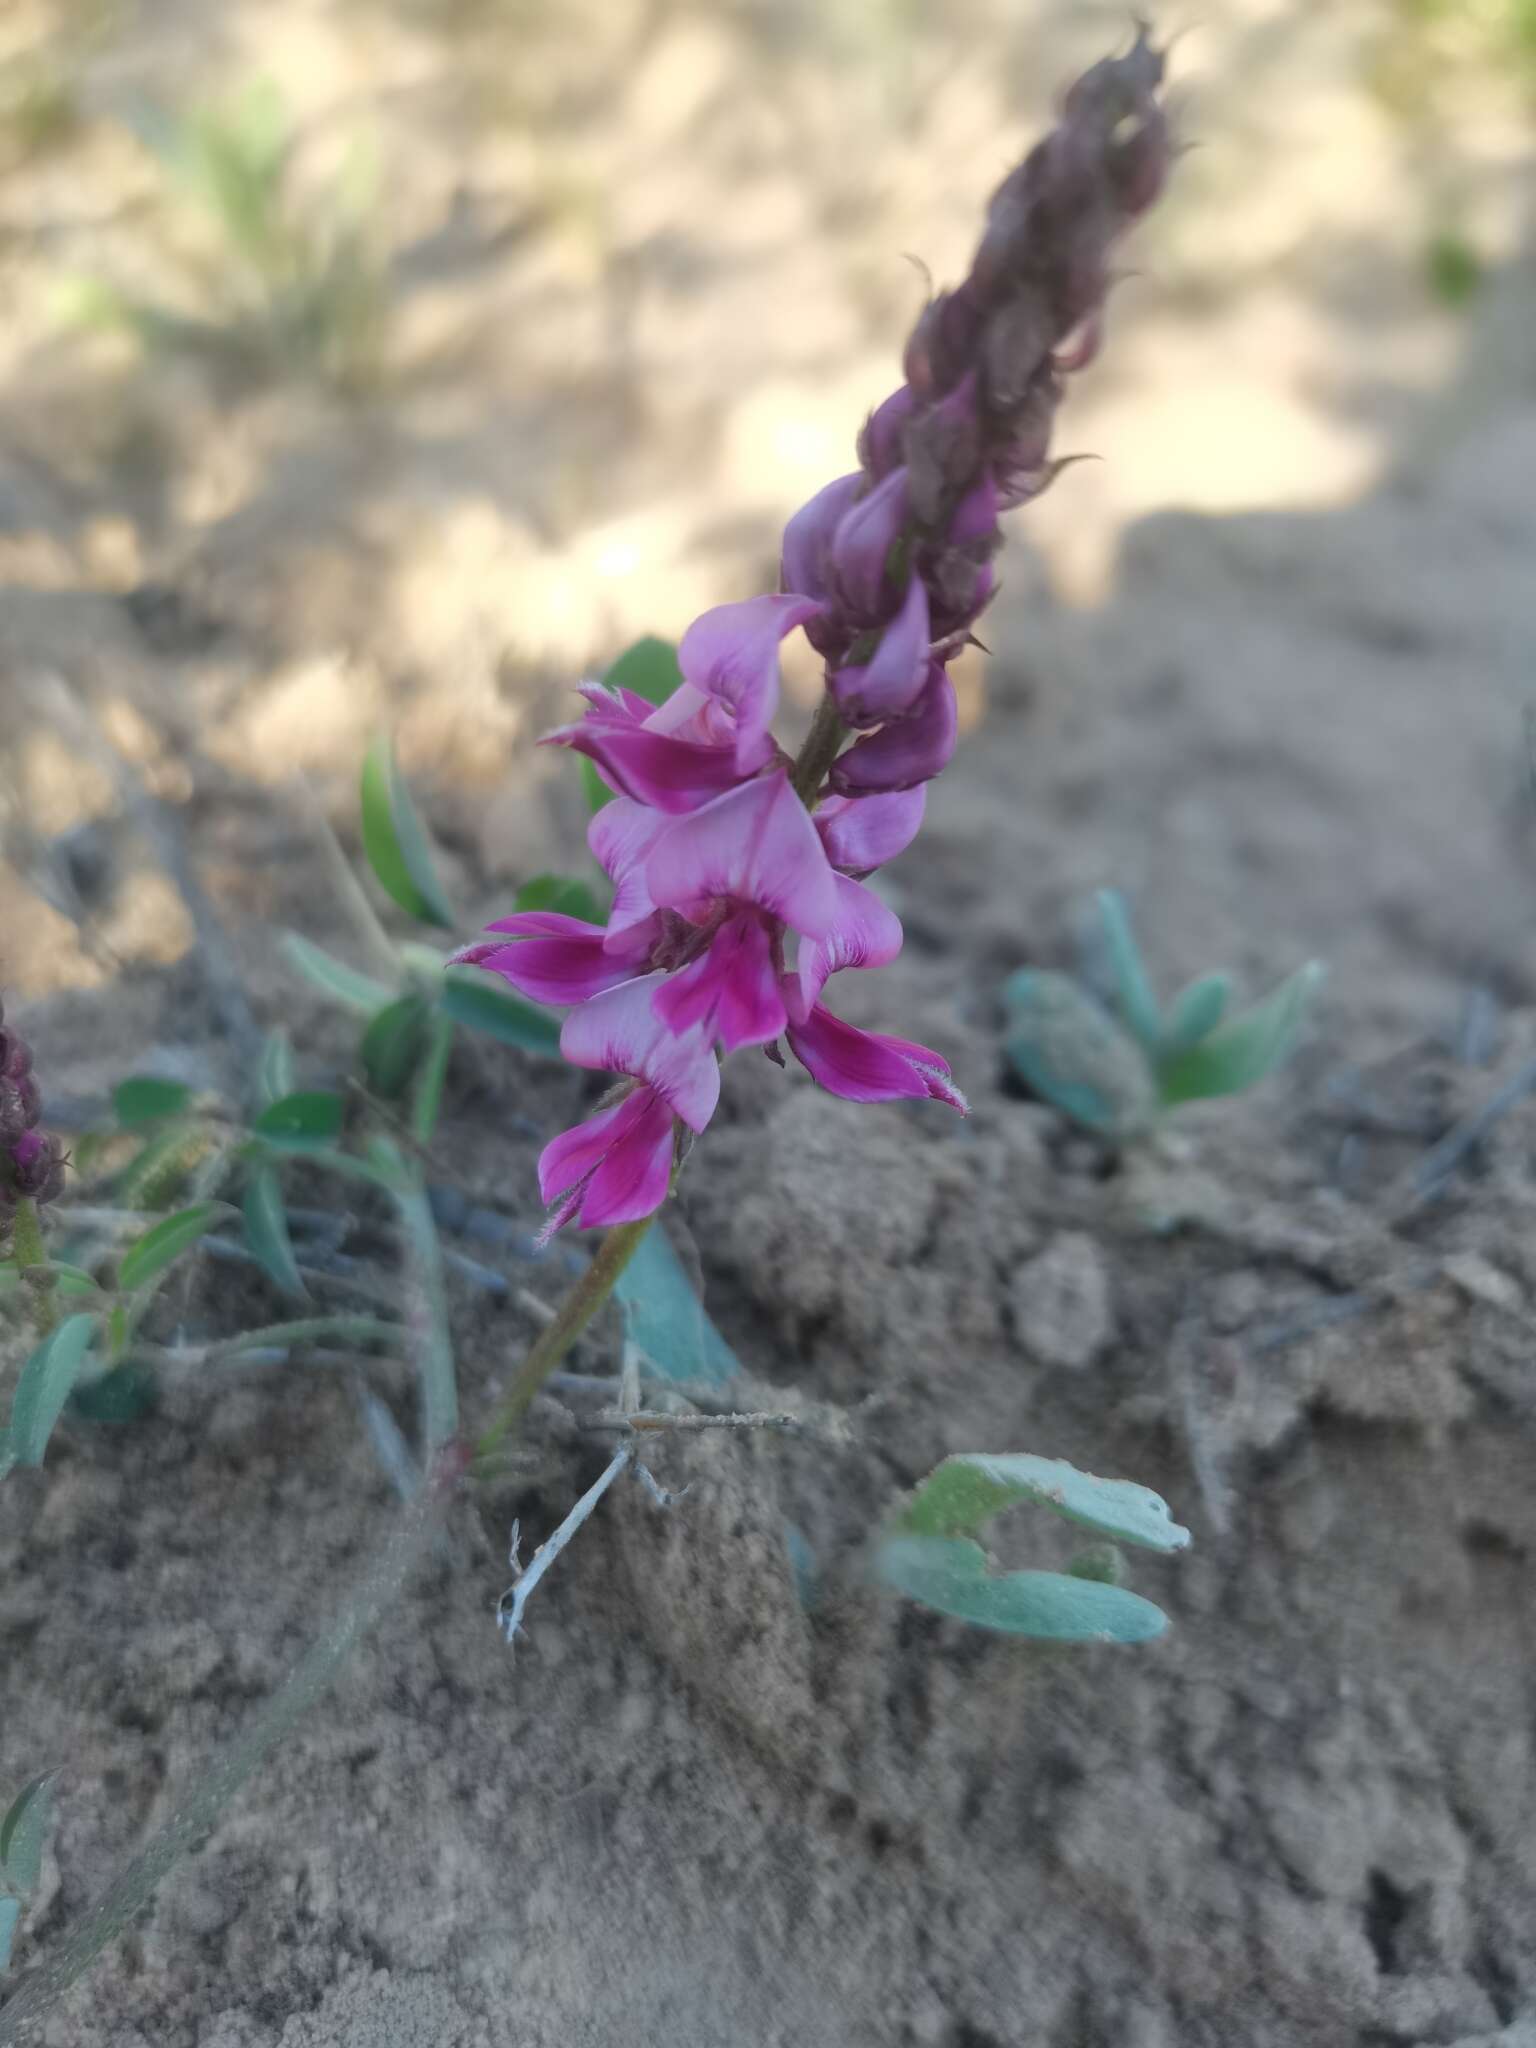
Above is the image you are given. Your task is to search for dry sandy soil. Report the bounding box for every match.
[2,2,1536,2044]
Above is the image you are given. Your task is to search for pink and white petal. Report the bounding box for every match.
[815,788,926,873]
[646,773,838,940]
[780,472,861,601]
[589,796,667,884]
[560,974,720,1130]
[577,1088,676,1227]
[678,594,824,766]
[795,873,904,1013]
[785,1006,933,1104]
[639,680,712,739]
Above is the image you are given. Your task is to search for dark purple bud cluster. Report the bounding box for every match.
[782,28,1171,798]
[1,998,66,1249]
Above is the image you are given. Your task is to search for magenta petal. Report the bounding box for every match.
[948,472,1000,545]
[654,915,786,1051]
[456,918,636,1007]
[578,1088,676,1227]
[781,472,861,601]
[547,721,748,814]
[815,788,926,873]
[785,1006,933,1103]
[859,384,916,477]
[560,974,720,1131]
[829,663,958,795]
[646,772,838,940]
[678,593,824,769]
[830,466,908,620]
[538,1091,646,1204]
[794,873,904,1015]
[829,575,931,728]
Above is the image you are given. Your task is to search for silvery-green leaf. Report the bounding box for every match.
[8,1316,98,1467]
[1002,969,1155,1138]
[1159,972,1231,1059]
[118,1203,228,1293]
[0,1773,56,1892]
[279,933,394,1015]
[613,1228,739,1389]
[878,1535,1169,1643]
[359,736,453,928]
[899,1452,1189,1553]
[1096,890,1162,1051]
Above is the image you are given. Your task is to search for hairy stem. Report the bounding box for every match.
[473,1217,651,1463]
[790,694,846,808]
[10,1199,56,1337]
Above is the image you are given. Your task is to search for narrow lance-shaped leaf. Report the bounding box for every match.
[440,971,560,1056]
[113,1077,194,1129]
[242,1168,305,1299]
[256,1028,295,1109]
[1157,961,1325,1106]
[118,1203,229,1294]
[1,1773,58,1893]
[878,1534,1170,1644]
[1096,889,1163,1051]
[359,993,431,1100]
[359,736,454,928]
[613,1227,740,1389]
[279,932,396,1015]
[7,1315,98,1468]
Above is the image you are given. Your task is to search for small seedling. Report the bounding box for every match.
[1003,889,1324,1139]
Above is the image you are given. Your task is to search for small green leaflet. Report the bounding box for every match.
[512,873,606,924]
[119,1203,228,1294]
[251,1091,345,1149]
[279,932,395,1015]
[359,993,431,1099]
[1157,961,1324,1106]
[113,1076,194,1128]
[7,1316,98,1468]
[878,1535,1170,1643]
[256,1027,295,1108]
[1096,890,1162,1051]
[440,971,560,1055]
[613,1227,739,1389]
[242,1168,304,1298]
[1,1773,57,1892]
[359,736,454,928]
[582,636,683,813]
[899,1452,1190,1553]
[1159,972,1231,1060]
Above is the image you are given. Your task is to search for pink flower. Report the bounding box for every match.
[449,910,648,1007]
[829,662,958,795]
[544,595,822,813]
[829,574,932,727]
[538,974,720,1233]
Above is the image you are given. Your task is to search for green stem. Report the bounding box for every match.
[10,1200,55,1338]
[790,695,847,809]
[473,1217,651,1462]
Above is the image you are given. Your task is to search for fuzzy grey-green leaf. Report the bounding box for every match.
[440,971,560,1055]
[360,736,454,928]
[901,1451,1189,1552]
[1002,969,1155,1137]
[242,1168,304,1299]
[8,1317,97,1467]
[1,1774,57,1893]
[878,1535,1170,1643]
[279,933,395,1015]
[118,1203,227,1294]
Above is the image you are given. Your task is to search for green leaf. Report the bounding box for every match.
[410,1009,454,1146]
[1159,972,1231,1059]
[8,1315,97,1467]
[900,1452,1190,1553]
[359,993,430,1099]
[513,873,606,923]
[279,932,396,1014]
[118,1203,228,1294]
[1002,970,1156,1139]
[613,1227,740,1389]
[440,971,560,1055]
[1,1773,57,1892]
[113,1122,201,1207]
[113,1076,194,1128]
[0,1894,18,1970]
[0,1261,99,1299]
[582,636,683,812]
[257,1028,295,1109]
[359,736,453,928]
[1157,961,1325,1107]
[242,1168,304,1299]
[878,1535,1170,1643]
[251,1091,346,1150]
[1096,890,1162,1051]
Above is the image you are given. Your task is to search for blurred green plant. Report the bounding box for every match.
[55,80,389,393]
[1002,889,1323,1142]
[0,1777,56,1973]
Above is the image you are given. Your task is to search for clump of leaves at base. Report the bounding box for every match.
[878,1451,1190,1644]
[1003,889,1323,1139]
